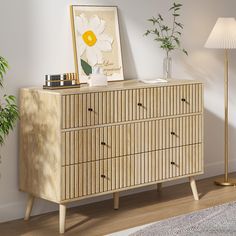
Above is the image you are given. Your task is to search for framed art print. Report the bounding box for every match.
[70,5,124,83]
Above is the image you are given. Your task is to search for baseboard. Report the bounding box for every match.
[1,159,235,223]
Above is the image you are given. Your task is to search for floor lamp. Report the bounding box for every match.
[205,18,236,186]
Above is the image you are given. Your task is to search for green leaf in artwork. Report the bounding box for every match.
[81,59,92,76]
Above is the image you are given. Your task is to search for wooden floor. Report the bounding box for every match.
[1,174,236,236]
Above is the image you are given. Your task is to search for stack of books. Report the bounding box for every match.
[43,73,80,89]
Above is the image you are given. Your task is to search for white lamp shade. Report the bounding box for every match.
[205,18,236,49]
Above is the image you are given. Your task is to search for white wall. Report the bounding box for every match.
[1,0,236,223]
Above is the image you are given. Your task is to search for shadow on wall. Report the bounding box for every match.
[118,10,138,79]
[204,108,236,174]
[204,109,223,165]
[181,53,216,84]
[175,50,223,85]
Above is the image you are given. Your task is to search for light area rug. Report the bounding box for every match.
[108,201,236,236]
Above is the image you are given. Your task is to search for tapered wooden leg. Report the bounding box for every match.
[24,194,34,220]
[113,192,119,210]
[189,177,199,200]
[157,183,162,192]
[59,204,66,234]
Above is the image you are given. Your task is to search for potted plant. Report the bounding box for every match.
[0,56,18,146]
[144,2,188,79]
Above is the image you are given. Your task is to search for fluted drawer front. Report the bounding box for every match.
[61,115,202,165]
[61,143,203,200]
[61,84,203,129]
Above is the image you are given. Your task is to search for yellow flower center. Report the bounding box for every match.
[82,30,97,47]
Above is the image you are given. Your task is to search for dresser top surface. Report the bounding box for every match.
[22,79,203,95]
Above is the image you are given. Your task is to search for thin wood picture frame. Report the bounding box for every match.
[70,5,124,84]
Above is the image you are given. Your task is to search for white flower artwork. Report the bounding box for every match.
[71,6,124,83]
[76,14,114,67]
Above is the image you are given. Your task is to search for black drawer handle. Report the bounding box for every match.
[181,98,186,102]
[88,108,93,112]
[171,132,176,136]
[137,103,142,107]
[171,161,176,165]
[101,142,106,146]
[101,174,106,178]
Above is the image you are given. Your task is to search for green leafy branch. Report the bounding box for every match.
[0,95,18,145]
[0,56,9,87]
[144,2,188,58]
[0,56,19,145]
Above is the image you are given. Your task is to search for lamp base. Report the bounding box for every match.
[214,177,236,186]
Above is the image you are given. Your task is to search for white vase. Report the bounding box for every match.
[163,57,172,79]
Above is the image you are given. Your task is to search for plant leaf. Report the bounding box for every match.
[0,93,19,146]
[158,14,163,21]
[81,59,92,76]
[173,37,180,46]
[174,3,183,7]
[175,22,184,29]
[144,30,151,36]
[152,29,160,36]
[183,49,188,56]
[175,31,182,35]
[147,17,158,25]
[161,26,170,31]
[0,56,9,87]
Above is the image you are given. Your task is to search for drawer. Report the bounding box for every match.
[61,115,203,165]
[61,84,203,129]
[61,143,203,200]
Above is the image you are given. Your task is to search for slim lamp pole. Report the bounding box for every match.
[215,49,236,186]
[224,49,229,183]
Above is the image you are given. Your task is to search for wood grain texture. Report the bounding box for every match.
[59,204,66,234]
[59,81,203,129]
[61,114,202,165]
[24,194,35,221]
[32,79,201,94]
[60,144,203,201]
[19,88,61,203]
[189,176,199,200]
[113,192,119,210]
[19,79,204,233]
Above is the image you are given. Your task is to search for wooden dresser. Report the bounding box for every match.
[19,79,204,234]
